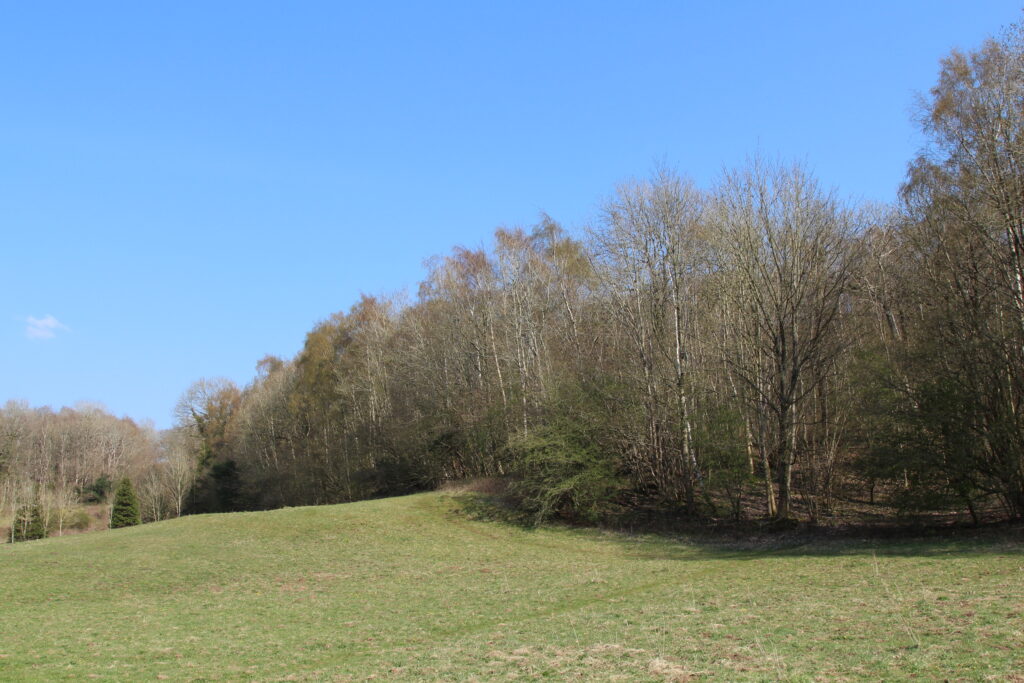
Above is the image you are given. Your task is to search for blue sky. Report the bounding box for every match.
[2,1,1020,429]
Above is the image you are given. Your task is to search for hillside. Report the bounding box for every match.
[1,493,1022,680]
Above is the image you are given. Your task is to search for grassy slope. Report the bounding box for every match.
[0,493,1021,681]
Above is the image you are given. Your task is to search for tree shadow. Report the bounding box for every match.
[612,520,1024,562]
[449,491,1024,561]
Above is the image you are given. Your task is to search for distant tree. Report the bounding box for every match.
[80,474,112,503]
[173,378,246,513]
[11,501,46,542]
[210,459,242,512]
[157,428,196,517]
[174,378,241,471]
[110,478,141,529]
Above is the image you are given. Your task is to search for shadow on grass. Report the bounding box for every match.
[448,492,1024,562]
[446,492,537,528]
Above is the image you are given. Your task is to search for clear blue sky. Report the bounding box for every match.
[2,1,1020,429]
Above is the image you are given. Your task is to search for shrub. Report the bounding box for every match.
[110,478,141,529]
[11,503,47,542]
[508,422,626,525]
[80,475,112,503]
[66,508,92,531]
[693,405,755,520]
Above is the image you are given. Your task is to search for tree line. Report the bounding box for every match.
[5,23,1024,534]
[171,24,1024,525]
[0,401,161,540]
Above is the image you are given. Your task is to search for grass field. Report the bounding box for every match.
[1,492,1022,681]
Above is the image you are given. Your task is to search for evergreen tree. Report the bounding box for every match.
[11,502,46,542]
[110,478,141,529]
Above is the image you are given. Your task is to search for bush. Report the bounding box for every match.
[66,508,92,531]
[80,475,112,503]
[694,405,755,520]
[110,478,141,529]
[11,503,47,542]
[508,423,626,525]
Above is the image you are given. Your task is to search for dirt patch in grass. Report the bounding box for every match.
[439,477,510,496]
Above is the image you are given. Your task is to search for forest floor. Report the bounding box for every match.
[1,491,1022,680]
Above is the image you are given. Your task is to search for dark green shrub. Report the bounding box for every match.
[509,422,626,525]
[80,475,112,503]
[110,478,141,529]
[11,503,46,542]
[187,458,245,513]
[694,405,755,520]
[210,459,242,512]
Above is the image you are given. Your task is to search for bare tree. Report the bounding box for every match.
[591,169,709,509]
[714,159,860,519]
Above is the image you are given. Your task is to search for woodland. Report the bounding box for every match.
[4,24,1024,536]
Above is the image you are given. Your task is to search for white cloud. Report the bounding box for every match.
[26,314,69,340]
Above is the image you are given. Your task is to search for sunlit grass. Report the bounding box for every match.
[1,492,1021,680]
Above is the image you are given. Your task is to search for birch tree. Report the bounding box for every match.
[591,169,709,509]
[900,22,1024,516]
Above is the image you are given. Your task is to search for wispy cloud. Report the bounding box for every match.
[26,314,69,340]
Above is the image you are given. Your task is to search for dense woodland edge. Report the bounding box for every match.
[5,24,1024,541]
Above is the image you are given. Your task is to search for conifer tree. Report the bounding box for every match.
[110,478,141,529]
[11,502,46,542]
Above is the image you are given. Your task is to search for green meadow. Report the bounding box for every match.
[1,493,1021,681]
